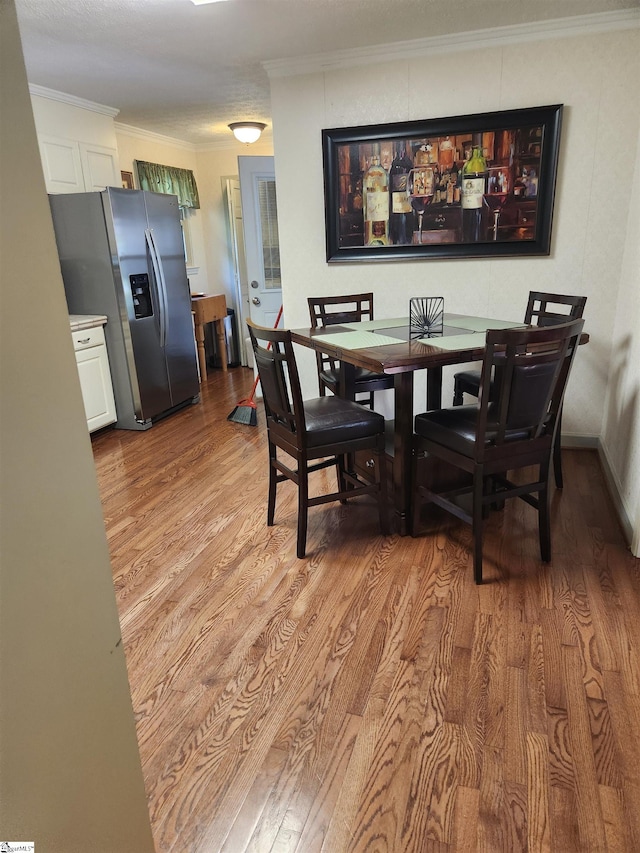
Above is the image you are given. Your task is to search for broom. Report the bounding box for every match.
[227,305,283,426]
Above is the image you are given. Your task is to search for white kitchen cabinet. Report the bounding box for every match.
[78,142,120,191]
[71,322,117,432]
[40,134,119,194]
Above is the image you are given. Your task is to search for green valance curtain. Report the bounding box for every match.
[135,160,200,209]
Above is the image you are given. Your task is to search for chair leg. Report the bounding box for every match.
[472,468,485,584]
[538,458,552,562]
[267,442,277,526]
[297,458,309,559]
[452,379,464,406]
[337,453,348,502]
[553,408,564,489]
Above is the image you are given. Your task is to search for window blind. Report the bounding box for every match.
[258,178,280,288]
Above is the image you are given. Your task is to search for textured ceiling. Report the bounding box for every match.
[15,0,640,146]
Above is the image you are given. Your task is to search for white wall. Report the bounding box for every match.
[115,134,274,311]
[196,139,274,312]
[31,90,119,151]
[31,90,276,318]
[116,125,213,295]
[269,25,640,550]
[602,125,640,550]
[1,2,155,847]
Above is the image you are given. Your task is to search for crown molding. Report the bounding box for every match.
[264,9,640,77]
[28,84,120,117]
[194,133,274,153]
[194,140,246,153]
[116,125,273,152]
[114,122,197,150]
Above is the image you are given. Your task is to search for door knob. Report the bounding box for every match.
[250,280,259,288]
[252,297,261,305]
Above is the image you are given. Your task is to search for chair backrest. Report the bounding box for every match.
[247,319,305,446]
[475,318,585,457]
[308,293,375,329]
[308,293,375,378]
[525,291,587,327]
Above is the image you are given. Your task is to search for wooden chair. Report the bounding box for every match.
[308,293,394,408]
[413,318,585,584]
[452,291,587,487]
[247,319,389,558]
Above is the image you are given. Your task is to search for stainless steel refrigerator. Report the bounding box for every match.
[50,187,200,430]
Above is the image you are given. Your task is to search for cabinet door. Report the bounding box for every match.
[38,134,84,193]
[79,143,119,191]
[39,135,119,193]
[75,344,117,432]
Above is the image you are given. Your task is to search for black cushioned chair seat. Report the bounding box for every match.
[452,370,481,398]
[304,397,385,447]
[319,366,386,389]
[415,406,533,457]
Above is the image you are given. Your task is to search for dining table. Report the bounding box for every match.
[290,312,572,535]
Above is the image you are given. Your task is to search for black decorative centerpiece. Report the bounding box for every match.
[410,297,444,338]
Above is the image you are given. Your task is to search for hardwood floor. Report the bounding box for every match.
[91,366,640,853]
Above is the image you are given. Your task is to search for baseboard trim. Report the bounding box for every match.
[595,438,636,553]
[561,433,599,449]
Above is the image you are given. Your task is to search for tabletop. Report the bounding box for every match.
[290,312,526,375]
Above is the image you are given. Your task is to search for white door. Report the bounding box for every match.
[238,156,283,330]
[224,177,250,365]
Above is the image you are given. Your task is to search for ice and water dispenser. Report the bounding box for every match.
[130,273,153,319]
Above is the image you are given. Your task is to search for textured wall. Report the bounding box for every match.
[269,25,640,549]
[0,2,155,848]
[270,28,639,430]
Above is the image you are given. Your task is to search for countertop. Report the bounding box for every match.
[69,314,108,331]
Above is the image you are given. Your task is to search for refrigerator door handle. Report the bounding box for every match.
[145,227,170,347]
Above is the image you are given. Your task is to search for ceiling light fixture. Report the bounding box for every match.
[228,122,267,144]
[190,1,232,5]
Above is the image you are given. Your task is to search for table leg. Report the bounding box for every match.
[339,361,356,401]
[393,372,414,536]
[194,320,207,382]
[427,366,443,410]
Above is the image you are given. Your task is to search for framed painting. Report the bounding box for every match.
[322,104,563,262]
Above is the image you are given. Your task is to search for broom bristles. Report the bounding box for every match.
[227,402,258,426]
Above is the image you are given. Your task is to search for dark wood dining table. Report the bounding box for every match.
[290,312,531,535]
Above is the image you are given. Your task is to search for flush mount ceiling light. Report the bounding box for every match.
[228,122,267,144]
[191,1,232,5]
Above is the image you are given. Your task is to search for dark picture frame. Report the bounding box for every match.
[120,170,135,190]
[322,104,563,263]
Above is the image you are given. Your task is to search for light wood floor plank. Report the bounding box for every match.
[89,366,640,852]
